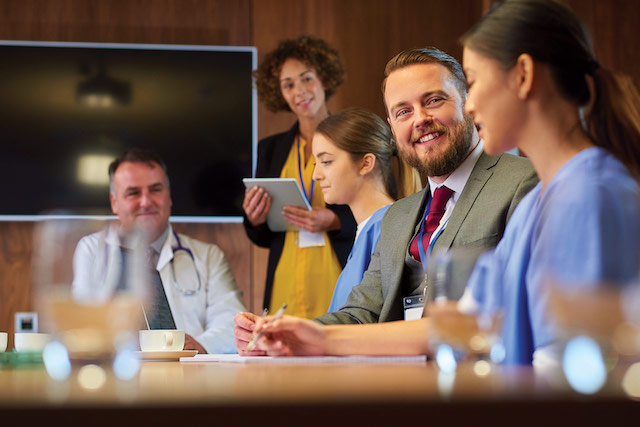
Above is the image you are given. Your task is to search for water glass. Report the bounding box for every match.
[32,218,150,385]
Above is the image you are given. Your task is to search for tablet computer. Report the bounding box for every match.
[243,178,311,232]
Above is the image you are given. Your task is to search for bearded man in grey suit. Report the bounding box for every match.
[234,47,537,352]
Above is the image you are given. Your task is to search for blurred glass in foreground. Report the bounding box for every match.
[33,218,149,387]
[427,250,504,375]
[549,282,640,395]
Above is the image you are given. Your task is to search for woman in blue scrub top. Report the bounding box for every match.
[248,0,640,364]
[458,0,640,366]
[312,108,421,313]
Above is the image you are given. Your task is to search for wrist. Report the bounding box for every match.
[321,325,340,355]
[328,214,341,231]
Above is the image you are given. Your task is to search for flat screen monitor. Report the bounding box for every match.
[0,41,257,222]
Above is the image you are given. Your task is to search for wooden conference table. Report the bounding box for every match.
[1,356,639,426]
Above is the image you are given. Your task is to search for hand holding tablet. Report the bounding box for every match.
[243,178,311,232]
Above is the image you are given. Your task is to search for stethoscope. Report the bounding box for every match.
[100,229,202,296]
[168,230,202,296]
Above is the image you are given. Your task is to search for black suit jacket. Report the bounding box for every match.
[243,123,357,309]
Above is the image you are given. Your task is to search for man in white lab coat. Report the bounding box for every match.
[73,148,246,354]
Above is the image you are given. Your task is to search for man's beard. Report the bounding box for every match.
[398,114,476,178]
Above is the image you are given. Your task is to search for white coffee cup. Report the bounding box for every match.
[139,330,185,352]
[14,332,51,352]
[0,332,7,352]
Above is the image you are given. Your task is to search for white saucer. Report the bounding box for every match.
[135,350,198,361]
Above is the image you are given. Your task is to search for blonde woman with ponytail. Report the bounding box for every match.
[311,108,421,311]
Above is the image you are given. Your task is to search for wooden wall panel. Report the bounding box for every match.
[0,0,253,45]
[0,222,34,349]
[567,0,640,87]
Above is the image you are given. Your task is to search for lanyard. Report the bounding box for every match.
[416,193,450,274]
[296,135,314,205]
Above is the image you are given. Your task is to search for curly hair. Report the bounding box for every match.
[254,35,345,113]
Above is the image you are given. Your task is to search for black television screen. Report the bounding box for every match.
[0,41,256,221]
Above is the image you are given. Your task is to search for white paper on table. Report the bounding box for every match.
[180,354,427,364]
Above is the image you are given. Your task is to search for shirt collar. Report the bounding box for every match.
[427,139,484,199]
[150,225,170,254]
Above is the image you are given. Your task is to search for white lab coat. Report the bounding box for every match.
[73,225,246,354]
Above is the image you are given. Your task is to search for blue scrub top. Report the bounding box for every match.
[328,205,391,313]
[468,147,640,364]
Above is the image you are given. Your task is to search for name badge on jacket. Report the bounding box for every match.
[298,230,325,248]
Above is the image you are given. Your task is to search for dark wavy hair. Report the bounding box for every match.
[461,0,640,177]
[254,35,345,113]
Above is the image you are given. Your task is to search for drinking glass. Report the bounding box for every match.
[548,281,640,395]
[426,249,504,375]
[32,217,149,386]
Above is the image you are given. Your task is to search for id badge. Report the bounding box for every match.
[298,230,325,248]
[403,295,425,321]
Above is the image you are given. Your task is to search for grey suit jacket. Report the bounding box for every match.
[316,152,538,325]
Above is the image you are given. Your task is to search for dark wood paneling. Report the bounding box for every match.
[0,0,252,45]
[567,0,640,86]
[0,222,34,349]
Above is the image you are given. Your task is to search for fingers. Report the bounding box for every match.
[234,312,257,345]
[234,312,258,329]
[234,312,270,355]
[243,187,271,225]
[282,206,313,231]
[184,335,206,354]
[282,205,309,216]
[282,207,335,232]
[256,336,291,357]
[235,338,267,356]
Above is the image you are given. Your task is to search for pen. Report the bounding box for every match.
[245,303,287,353]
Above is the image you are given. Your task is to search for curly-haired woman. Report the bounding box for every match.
[242,35,356,319]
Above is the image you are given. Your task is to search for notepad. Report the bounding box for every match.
[179,354,427,364]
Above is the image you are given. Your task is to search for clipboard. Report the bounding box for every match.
[243,178,311,232]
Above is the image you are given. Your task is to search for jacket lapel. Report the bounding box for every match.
[380,188,429,321]
[268,123,300,177]
[433,152,498,252]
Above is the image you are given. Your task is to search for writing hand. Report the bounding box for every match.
[234,312,267,356]
[253,315,327,356]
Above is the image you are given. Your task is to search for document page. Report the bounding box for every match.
[180,354,427,364]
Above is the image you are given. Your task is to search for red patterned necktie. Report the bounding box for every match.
[409,186,454,261]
